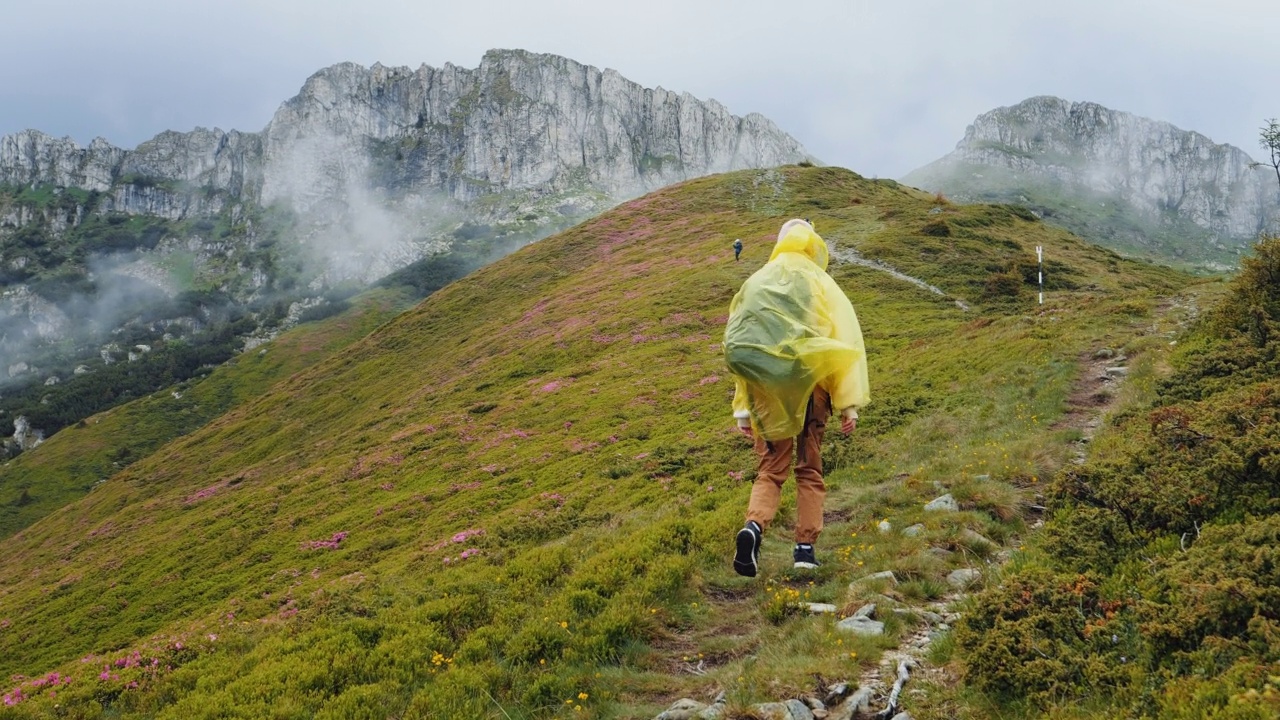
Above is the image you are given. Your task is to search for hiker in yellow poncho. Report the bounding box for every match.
[724,219,869,576]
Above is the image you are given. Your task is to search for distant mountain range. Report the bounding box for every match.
[903,96,1280,270]
[0,49,810,449]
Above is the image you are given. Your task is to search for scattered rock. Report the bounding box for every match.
[1105,366,1129,377]
[1093,347,1116,359]
[853,603,876,619]
[73,365,90,375]
[890,712,914,720]
[806,602,838,614]
[804,697,827,712]
[850,570,898,589]
[971,474,990,481]
[655,698,706,720]
[753,701,797,720]
[903,523,925,537]
[924,494,958,512]
[823,683,850,706]
[877,520,893,533]
[784,699,815,720]
[947,568,982,589]
[828,687,875,720]
[836,615,885,636]
[697,693,727,720]
[957,528,994,550]
[892,608,943,624]
[926,547,953,559]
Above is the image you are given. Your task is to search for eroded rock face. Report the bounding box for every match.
[0,132,125,192]
[259,50,810,208]
[903,96,1279,263]
[2,49,810,223]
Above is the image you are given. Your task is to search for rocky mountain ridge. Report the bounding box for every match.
[903,96,1279,268]
[0,49,810,448]
[3,49,808,229]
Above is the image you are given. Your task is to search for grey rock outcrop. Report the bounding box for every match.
[903,96,1279,267]
[259,50,810,209]
[3,49,810,226]
[924,494,958,512]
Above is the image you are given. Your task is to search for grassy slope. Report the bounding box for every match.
[0,287,417,539]
[0,167,1189,719]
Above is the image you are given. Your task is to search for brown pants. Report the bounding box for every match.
[747,387,830,544]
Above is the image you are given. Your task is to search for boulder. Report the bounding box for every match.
[924,494,958,512]
[947,568,982,589]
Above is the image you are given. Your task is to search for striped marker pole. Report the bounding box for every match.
[1036,245,1044,305]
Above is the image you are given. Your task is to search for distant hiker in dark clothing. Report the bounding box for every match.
[733,238,743,261]
[723,219,869,576]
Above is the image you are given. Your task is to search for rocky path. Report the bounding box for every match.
[828,245,971,312]
[648,292,1209,720]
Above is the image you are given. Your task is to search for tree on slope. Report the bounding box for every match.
[1260,118,1280,194]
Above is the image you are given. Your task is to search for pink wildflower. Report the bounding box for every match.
[699,375,720,386]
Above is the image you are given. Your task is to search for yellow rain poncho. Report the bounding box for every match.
[724,220,869,440]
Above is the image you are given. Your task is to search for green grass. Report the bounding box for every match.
[0,166,1194,718]
[0,287,416,539]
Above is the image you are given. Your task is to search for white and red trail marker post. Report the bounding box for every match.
[1036,245,1044,305]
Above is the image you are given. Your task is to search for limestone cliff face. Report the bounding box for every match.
[2,49,809,222]
[260,50,809,210]
[904,96,1279,265]
[0,131,126,193]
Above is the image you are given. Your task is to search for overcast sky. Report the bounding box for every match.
[1,0,1275,178]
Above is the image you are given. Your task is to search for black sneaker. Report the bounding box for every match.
[793,543,819,570]
[734,522,762,577]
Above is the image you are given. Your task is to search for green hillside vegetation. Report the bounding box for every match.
[0,286,417,540]
[0,166,1193,718]
[955,237,1280,718]
[902,162,1238,272]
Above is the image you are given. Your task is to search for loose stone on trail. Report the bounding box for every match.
[837,603,885,636]
[947,568,982,589]
[850,570,898,589]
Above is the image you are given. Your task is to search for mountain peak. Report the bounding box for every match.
[904,96,1278,269]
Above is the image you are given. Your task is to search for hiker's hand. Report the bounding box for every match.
[841,416,856,435]
[737,425,753,438]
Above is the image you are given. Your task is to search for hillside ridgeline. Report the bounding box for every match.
[0,166,1193,718]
